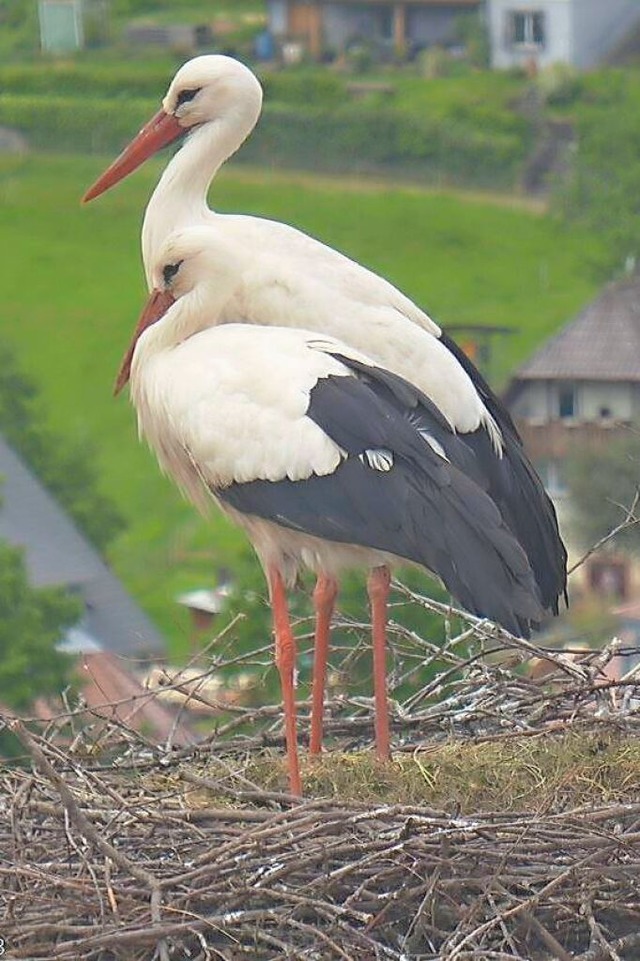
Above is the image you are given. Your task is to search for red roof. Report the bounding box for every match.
[30,653,197,747]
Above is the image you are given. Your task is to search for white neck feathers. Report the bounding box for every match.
[141,89,261,288]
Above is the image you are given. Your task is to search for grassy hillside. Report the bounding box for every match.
[0,153,606,650]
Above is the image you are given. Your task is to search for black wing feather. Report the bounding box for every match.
[330,351,567,614]
[439,331,567,610]
[217,368,544,637]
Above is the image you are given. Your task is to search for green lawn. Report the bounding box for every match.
[0,153,606,649]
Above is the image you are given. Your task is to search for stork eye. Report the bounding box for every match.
[163,260,182,286]
[175,87,201,108]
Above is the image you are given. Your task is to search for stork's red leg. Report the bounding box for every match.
[309,573,339,755]
[367,565,391,759]
[268,566,302,796]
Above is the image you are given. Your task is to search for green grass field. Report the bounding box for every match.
[0,153,606,650]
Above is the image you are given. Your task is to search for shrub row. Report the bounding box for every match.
[0,62,175,100]
[553,90,640,274]
[246,104,524,188]
[0,61,348,107]
[0,94,153,153]
[0,93,526,188]
[0,61,531,119]
[260,71,345,107]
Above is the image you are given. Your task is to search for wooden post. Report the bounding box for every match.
[308,2,322,60]
[393,3,406,59]
[287,2,323,61]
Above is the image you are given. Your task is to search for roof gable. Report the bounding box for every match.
[514,273,640,382]
[0,436,165,656]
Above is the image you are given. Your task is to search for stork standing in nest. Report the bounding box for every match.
[83,55,567,630]
[115,227,547,795]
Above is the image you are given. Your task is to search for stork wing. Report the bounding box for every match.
[218,355,544,638]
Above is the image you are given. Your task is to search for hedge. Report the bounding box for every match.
[0,94,154,154]
[0,62,348,107]
[0,93,526,188]
[260,71,345,107]
[253,106,524,186]
[0,63,175,100]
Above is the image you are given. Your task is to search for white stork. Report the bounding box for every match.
[82,56,566,626]
[116,227,545,795]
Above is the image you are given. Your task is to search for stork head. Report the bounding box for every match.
[115,225,246,393]
[163,55,263,134]
[83,56,263,202]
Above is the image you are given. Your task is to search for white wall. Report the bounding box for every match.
[579,382,634,420]
[488,0,640,69]
[488,0,572,69]
[266,0,288,37]
[510,380,550,421]
[511,380,637,422]
[570,0,640,69]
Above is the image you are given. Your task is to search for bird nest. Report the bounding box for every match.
[3,587,640,960]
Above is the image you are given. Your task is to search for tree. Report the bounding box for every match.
[454,12,490,69]
[0,344,119,748]
[0,540,80,712]
[564,428,640,553]
[555,77,640,277]
[0,341,125,552]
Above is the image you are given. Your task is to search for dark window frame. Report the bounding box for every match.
[558,383,578,419]
[507,9,546,48]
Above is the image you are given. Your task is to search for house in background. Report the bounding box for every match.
[266,0,482,60]
[267,0,640,66]
[504,271,640,601]
[487,0,640,71]
[0,435,203,741]
[0,435,165,659]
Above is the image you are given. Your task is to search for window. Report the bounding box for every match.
[508,10,545,48]
[558,384,577,419]
[378,6,393,41]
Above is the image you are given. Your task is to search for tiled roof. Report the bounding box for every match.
[515,273,640,382]
[79,652,196,745]
[0,436,165,657]
[28,652,196,746]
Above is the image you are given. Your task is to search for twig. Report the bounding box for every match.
[568,488,640,575]
[10,720,169,961]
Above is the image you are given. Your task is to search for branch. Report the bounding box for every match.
[569,487,640,575]
[9,720,169,961]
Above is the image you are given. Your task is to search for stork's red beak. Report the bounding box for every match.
[83,108,185,203]
[115,288,175,395]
